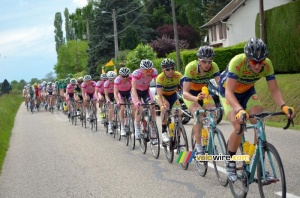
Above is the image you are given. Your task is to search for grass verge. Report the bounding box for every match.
[0,93,23,174]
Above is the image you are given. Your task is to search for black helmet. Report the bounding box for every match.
[244,38,268,62]
[161,58,175,68]
[197,46,215,59]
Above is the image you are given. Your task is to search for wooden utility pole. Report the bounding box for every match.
[259,0,265,41]
[171,0,181,72]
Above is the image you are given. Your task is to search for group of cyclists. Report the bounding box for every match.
[23,37,295,185]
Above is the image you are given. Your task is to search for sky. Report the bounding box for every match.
[0,0,88,83]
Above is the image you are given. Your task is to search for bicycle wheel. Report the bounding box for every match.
[228,144,248,198]
[139,128,147,154]
[163,136,174,163]
[193,128,208,176]
[93,112,97,131]
[178,124,189,170]
[74,109,77,126]
[257,142,286,198]
[149,120,160,159]
[129,117,135,150]
[212,128,228,186]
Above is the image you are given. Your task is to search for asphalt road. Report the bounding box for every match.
[0,104,299,198]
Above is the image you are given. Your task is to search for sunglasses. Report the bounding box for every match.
[122,75,129,78]
[201,59,213,64]
[143,69,153,73]
[249,59,265,65]
[165,67,175,71]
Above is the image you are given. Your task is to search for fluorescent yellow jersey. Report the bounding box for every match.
[156,71,183,96]
[184,60,220,96]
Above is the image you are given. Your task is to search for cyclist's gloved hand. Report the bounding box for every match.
[106,100,111,104]
[282,105,295,118]
[116,101,120,107]
[235,109,249,121]
[135,102,141,107]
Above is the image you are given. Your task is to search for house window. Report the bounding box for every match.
[222,23,227,39]
[211,26,217,42]
[219,24,223,39]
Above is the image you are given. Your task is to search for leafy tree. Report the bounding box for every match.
[125,43,157,72]
[64,8,74,41]
[54,12,65,53]
[29,78,39,85]
[44,72,56,82]
[87,0,154,76]
[54,40,88,79]
[1,79,11,94]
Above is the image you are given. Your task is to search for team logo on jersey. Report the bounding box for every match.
[243,71,251,75]
[236,66,240,71]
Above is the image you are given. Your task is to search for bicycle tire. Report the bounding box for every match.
[178,123,189,170]
[212,128,228,187]
[163,137,174,163]
[228,144,248,198]
[149,120,160,159]
[129,117,135,150]
[192,128,208,176]
[257,142,286,198]
[94,112,97,131]
[139,123,147,154]
[74,109,77,126]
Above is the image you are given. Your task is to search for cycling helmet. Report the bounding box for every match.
[119,67,130,76]
[42,81,47,85]
[33,83,38,88]
[70,78,77,85]
[100,73,108,80]
[77,77,83,82]
[106,71,117,79]
[197,46,215,59]
[244,38,268,62]
[140,59,153,69]
[48,82,52,85]
[83,75,92,81]
[67,73,73,78]
[161,58,175,68]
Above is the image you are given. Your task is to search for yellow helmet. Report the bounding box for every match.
[33,83,38,88]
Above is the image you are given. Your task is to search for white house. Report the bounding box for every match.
[201,0,293,47]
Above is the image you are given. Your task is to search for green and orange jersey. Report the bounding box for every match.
[156,71,182,96]
[184,60,220,96]
[219,53,275,95]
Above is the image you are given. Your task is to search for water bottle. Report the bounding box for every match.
[243,141,251,164]
[169,122,174,137]
[202,128,208,146]
[248,144,256,157]
[201,86,209,104]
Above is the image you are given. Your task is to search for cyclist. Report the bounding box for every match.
[219,38,296,182]
[104,71,117,134]
[46,82,55,110]
[96,73,108,118]
[114,67,133,136]
[23,85,29,108]
[33,83,41,109]
[81,75,97,120]
[74,77,83,115]
[131,59,158,140]
[66,78,77,118]
[182,46,220,155]
[156,58,183,143]
[28,84,35,109]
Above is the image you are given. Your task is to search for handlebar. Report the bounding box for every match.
[237,110,294,134]
[162,108,193,120]
[194,107,223,124]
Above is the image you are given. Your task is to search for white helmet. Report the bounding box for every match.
[106,71,117,79]
[140,59,153,69]
[70,78,77,85]
[119,67,130,76]
[83,75,92,81]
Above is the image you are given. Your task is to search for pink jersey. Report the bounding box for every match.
[114,75,132,92]
[66,84,75,93]
[104,80,114,94]
[81,81,96,94]
[96,80,105,94]
[132,68,158,91]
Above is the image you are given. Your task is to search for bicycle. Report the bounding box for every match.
[48,95,54,113]
[119,98,135,150]
[87,99,97,131]
[162,108,190,170]
[29,94,35,113]
[138,102,160,159]
[112,102,121,140]
[191,107,228,186]
[100,101,109,134]
[228,111,293,198]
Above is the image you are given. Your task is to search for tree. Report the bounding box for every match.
[1,79,11,94]
[87,0,154,76]
[44,72,56,82]
[54,12,65,53]
[64,8,74,41]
